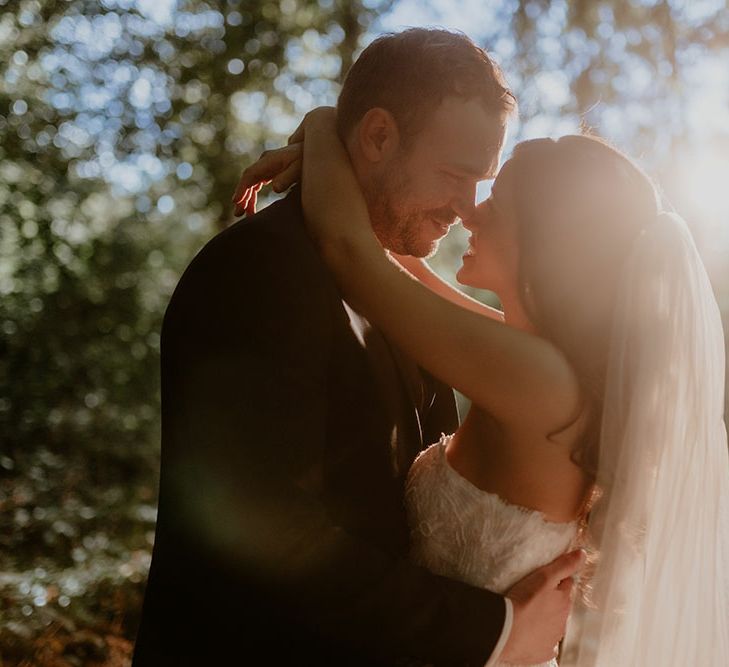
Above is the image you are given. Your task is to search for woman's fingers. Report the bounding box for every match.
[234,181,269,217]
[232,108,336,218]
[241,182,261,217]
[232,143,304,217]
[244,183,263,217]
[232,157,270,203]
[232,176,267,216]
[237,156,300,216]
[272,157,302,193]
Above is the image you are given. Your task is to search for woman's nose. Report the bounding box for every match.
[461,202,487,231]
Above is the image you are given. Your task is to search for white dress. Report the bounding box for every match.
[405,435,579,667]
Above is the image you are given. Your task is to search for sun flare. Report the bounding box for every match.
[680,152,729,221]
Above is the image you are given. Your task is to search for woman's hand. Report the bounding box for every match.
[231,106,334,217]
[232,142,303,217]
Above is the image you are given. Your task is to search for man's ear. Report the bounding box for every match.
[356,108,400,163]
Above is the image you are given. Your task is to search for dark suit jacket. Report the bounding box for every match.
[132,190,506,666]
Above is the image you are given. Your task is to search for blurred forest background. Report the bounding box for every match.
[1,0,728,664]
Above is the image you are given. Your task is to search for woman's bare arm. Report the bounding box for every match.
[392,254,504,321]
[301,109,580,431]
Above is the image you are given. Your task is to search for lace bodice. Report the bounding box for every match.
[405,435,579,667]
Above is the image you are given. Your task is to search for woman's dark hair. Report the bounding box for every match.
[336,28,516,147]
[508,136,661,477]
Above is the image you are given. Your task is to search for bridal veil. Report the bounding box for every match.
[563,212,729,665]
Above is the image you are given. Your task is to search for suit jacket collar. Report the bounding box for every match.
[342,301,427,477]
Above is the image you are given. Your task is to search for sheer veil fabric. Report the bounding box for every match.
[563,213,729,665]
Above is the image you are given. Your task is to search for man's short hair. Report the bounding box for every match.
[336,28,516,147]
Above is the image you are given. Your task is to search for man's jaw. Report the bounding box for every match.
[370,202,455,256]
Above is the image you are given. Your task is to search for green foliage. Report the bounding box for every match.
[0,0,389,458]
[0,0,388,663]
[0,447,153,664]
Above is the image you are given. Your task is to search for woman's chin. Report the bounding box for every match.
[456,260,494,291]
[455,262,475,287]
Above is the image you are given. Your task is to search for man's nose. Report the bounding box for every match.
[451,182,478,221]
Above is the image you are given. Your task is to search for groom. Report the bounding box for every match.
[133,28,583,666]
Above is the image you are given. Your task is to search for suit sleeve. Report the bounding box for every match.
[163,227,506,664]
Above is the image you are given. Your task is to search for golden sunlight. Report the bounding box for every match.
[681,151,729,221]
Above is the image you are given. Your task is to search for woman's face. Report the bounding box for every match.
[456,159,520,295]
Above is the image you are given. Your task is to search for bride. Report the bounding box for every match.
[235,108,729,665]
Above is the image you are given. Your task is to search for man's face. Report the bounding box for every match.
[366,97,506,257]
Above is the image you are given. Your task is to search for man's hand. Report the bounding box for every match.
[499,549,586,665]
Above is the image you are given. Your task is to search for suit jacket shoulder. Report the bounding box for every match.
[178,190,331,291]
[164,190,339,339]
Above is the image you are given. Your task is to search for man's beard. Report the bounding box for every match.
[366,165,455,258]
